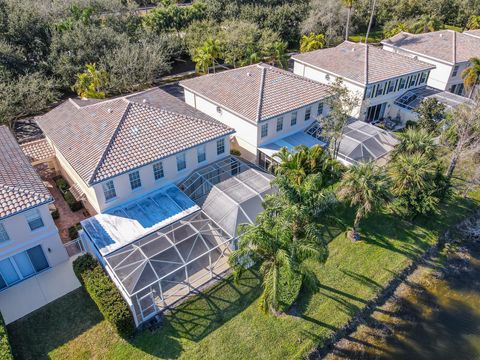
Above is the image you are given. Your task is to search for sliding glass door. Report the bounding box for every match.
[0,245,49,290]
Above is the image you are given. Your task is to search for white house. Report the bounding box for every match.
[180,63,332,168]
[0,126,71,322]
[381,30,480,96]
[292,41,435,124]
[37,88,235,214]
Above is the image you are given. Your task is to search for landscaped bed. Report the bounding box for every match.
[7,188,479,359]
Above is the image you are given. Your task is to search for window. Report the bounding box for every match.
[176,152,187,171]
[216,138,225,155]
[419,71,428,84]
[197,145,206,163]
[276,117,283,132]
[317,103,324,116]
[304,107,311,121]
[398,77,407,91]
[26,209,44,231]
[408,74,418,87]
[0,245,49,290]
[153,162,164,180]
[387,80,396,93]
[290,112,297,126]
[129,171,142,190]
[0,223,9,243]
[365,86,374,99]
[452,65,459,77]
[102,180,116,201]
[375,82,385,97]
[261,123,268,138]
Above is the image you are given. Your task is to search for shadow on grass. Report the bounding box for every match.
[7,288,103,360]
[129,269,262,357]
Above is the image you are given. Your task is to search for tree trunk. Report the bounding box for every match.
[345,7,352,41]
[349,210,362,241]
[446,143,461,180]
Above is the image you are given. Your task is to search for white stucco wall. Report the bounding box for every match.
[92,136,230,212]
[0,204,68,268]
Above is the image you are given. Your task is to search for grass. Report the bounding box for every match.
[7,185,479,359]
[348,30,384,43]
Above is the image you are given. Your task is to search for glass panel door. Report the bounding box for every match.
[13,252,35,278]
[27,245,49,272]
[0,258,20,285]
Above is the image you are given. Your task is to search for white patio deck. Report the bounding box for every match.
[0,257,80,324]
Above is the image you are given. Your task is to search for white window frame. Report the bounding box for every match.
[452,65,459,77]
[0,223,9,243]
[317,103,324,116]
[290,111,297,126]
[304,107,311,121]
[102,180,117,202]
[176,152,187,171]
[26,209,44,231]
[153,162,164,181]
[261,123,268,138]
[276,117,283,132]
[216,138,225,155]
[129,170,142,190]
[197,145,207,163]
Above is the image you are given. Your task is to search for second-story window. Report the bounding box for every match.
[276,117,283,132]
[216,138,225,155]
[0,223,9,243]
[129,171,142,190]
[304,107,311,121]
[317,103,324,116]
[408,74,418,87]
[261,123,268,138]
[387,80,396,93]
[197,145,206,163]
[153,162,164,180]
[375,82,385,97]
[176,152,187,171]
[290,111,297,126]
[452,65,459,77]
[102,180,117,201]
[398,78,407,91]
[26,209,44,231]
[419,71,428,84]
[365,86,373,99]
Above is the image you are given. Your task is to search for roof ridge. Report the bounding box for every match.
[256,66,267,122]
[88,102,132,184]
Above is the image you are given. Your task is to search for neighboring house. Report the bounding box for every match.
[464,29,480,39]
[36,88,234,214]
[292,41,435,124]
[382,30,480,96]
[0,126,68,293]
[180,63,332,168]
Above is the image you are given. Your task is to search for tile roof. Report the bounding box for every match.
[0,126,52,219]
[293,41,435,85]
[179,63,331,123]
[464,29,480,38]
[382,30,480,64]
[21,138,55,162]
[37,89,234,185]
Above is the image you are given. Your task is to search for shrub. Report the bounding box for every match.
[405,120,417,129]
[73,254,135,338]
[54,176,70,193]
[64,191,83,212]
[277,268,302,313]
[68,225,79,240]
[0,312,13,360]
[51,209,60,220]
[230,149,241,156]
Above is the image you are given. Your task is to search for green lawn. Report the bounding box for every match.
[7,191,480,359]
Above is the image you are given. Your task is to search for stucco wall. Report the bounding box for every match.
[0,204,68,267]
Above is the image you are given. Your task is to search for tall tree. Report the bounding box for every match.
[414,98,446,133]
[343,0,355,40]
[72,63,108,99]
[337,163,391,240]
[462,57,480,98]
[192,38,222,74]
[444,100,480,180]
[322,79,360,158]
[299,33,326,53]
[391,127,438,160]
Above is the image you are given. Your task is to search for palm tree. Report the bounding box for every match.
[411,15,442,34]
[462,57,480,98]
[192,38,222,74]
[337,163,391,240]
[267,41,288,69]
[388,152,443,218]
[72,63,108,99]
[390,127,437,160]
[343,0,355,40]
[300,33,326,53]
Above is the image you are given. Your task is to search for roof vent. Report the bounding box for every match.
[142,98,148,104]
[131,126,139,135]
[216,106,222,114]
[440,33,443,38]
[107,108,113,113]
[246,72,251,76]
[352,47,356,51]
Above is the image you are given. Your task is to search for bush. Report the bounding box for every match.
[68,225,79,240]
[230,149,241,156]
[0,312,13,360]
[73,254,135,338]
[64,191,83,212]
[54,176,70,193]
[405,120,418,129]
[51,209,60,220]
[277,268,302,313]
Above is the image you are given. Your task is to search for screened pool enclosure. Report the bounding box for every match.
[81,157,273,325]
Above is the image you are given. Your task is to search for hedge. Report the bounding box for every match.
[0,312,13,360]
[54,176,69,193]
[64,191,83,212]
[73,254,135,338]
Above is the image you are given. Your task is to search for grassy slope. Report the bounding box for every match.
[8,187,479,360]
